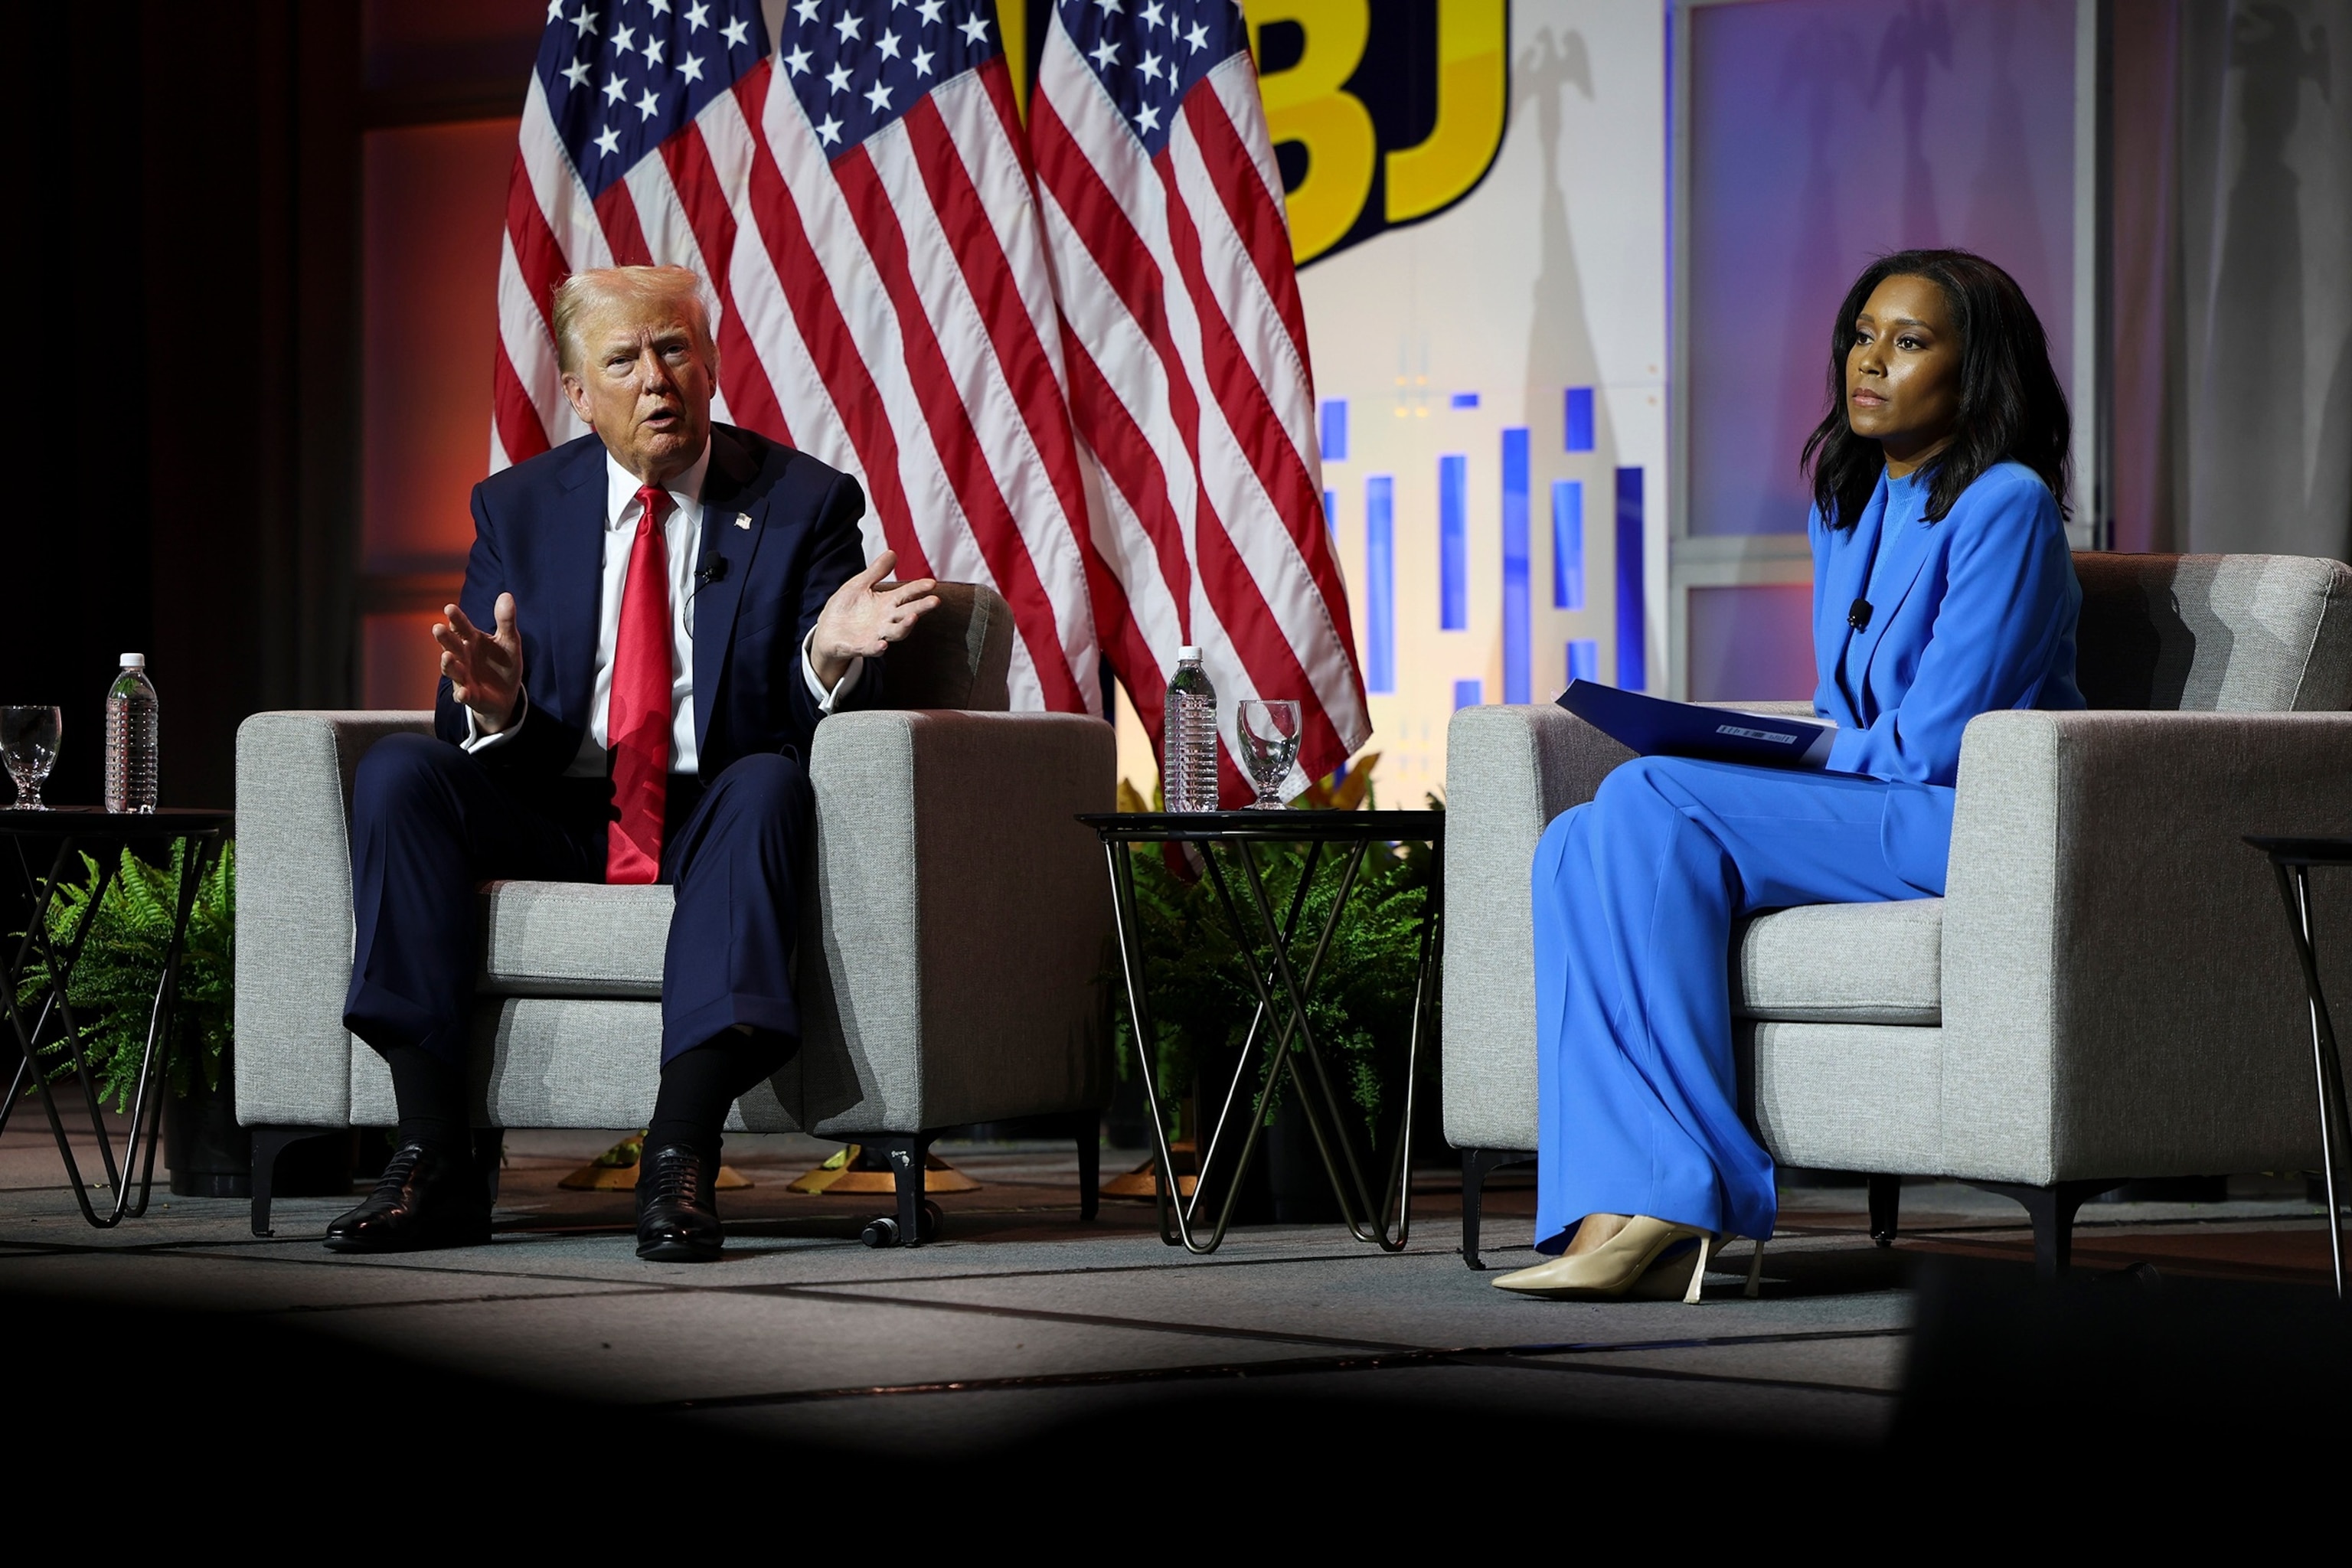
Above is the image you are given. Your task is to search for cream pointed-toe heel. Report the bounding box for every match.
[1684,1234,1714,1302]
[1491,1216,1710,1299]
[1624,1233,1712,1302]
[1639,1233,1766,1304]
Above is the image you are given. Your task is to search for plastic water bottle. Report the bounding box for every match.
[1162,645,1220,812]
[105,654,159,814]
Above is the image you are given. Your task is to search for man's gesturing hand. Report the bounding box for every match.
[433,593,524,735]
[811,551,941,688]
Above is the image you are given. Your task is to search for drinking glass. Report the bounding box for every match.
[1236,699,1302,808]
[2,705,62,809]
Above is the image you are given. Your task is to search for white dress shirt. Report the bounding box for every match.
[463,439,863,774]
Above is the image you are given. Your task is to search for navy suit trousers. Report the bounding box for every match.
[343,733,810,1073]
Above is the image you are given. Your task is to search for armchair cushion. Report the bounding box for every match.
[478,882,670,998]
[1736,898,1942,1025]
[1746,1021,1945,1173]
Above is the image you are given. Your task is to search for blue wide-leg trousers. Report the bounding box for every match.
[344,733,811,1070]
[1533,756,1936,1250]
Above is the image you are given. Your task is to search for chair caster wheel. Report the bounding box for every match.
[920,1199,942,1243]
[861,1217,899,1248]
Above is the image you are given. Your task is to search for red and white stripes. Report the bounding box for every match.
[1032,19,1367,788]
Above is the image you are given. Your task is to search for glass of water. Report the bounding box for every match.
[2,705,62,809]
[1236,699,1302,808]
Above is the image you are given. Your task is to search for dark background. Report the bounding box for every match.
[6,5,376,810]
[0,2,547,812]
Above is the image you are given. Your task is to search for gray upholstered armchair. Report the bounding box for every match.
[234,583,1116,1244]
[1443,553,2352,1276]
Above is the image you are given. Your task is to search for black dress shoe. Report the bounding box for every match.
[635,1143,724,1261]
[324,1142,492,1253]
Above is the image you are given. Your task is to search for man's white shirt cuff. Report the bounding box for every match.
[462,688,527,753]
[802,631,862,714]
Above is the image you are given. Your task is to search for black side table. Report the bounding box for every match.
[1079,808,1442,1255]
[2,807,234,1227]
[2245,836,2352,1298]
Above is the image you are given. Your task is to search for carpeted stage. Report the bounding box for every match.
[5,1120,2344,1510]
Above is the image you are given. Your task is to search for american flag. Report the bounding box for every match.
[1032,0,1367,789]
[495,0,1099,713]
[493,0,1368,785]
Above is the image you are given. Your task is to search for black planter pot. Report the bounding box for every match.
[164,1070,251,1197]
[1263,1087,1344,1224]
[1103,1064,1155,1152]
[164,1057,354,1200]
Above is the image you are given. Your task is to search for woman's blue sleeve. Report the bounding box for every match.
[1824,475,2076,785]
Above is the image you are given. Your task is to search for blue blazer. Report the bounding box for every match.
[1810,460,2083,889]
[434,423,884,779]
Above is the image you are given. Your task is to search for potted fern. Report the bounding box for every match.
[13,843,247,1196]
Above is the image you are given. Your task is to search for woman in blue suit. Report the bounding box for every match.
[1495,250,2084,1300]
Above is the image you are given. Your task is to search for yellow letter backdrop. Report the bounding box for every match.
[1006,4,1507,263]
[1249,0,1508,266]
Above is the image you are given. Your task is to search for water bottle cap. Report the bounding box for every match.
[1178,645,1202,662]
[119,653,145,668]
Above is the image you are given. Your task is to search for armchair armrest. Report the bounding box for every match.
[234,711,434,1127]
[1942,709,2352,1183]
[1441,704,1635,1151]
[792,709,1116,1135]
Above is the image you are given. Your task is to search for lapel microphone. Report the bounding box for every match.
[1847,597,1873,632]
[695,556,730,589]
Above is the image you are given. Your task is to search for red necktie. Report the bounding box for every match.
[606,484,673,884]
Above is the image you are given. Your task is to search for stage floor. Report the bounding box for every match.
[1,1118,2339,1459]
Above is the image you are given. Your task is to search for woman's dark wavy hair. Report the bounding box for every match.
[1801,249,2070,530]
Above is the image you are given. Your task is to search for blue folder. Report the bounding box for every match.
[1555,679,1835,769]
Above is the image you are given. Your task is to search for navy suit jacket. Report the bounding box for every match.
[434,423,882,780]
[1808,459,2083,890]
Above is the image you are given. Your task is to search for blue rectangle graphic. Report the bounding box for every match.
[1319,398,1348,462]
[1439,454,1468,631]
[1565,387,1596,452]
[1450,390,1480,409]
[1365,475,1395,694]
[1501,428,1530,704]
[1615,466,1645,691]
[1323,488,1338,537]
[1567,639,1599,684]
[1453,679,1483,710]
[1551,479,1585,609]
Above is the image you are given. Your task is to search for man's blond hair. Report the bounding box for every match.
[551,266,717,377]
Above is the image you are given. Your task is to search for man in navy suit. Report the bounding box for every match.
[328,265,938,1261]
